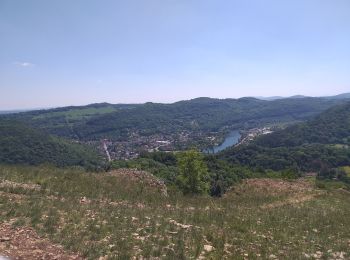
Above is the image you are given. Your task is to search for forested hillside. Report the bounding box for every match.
[0,119,103,169]
[4,96,349,141]
[254,102,350,147]
[219,102,350,172]
[4,103,139,139]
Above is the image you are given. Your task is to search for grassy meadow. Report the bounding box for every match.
[0,165,349,259]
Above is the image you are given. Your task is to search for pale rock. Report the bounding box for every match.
[203,244,214,252]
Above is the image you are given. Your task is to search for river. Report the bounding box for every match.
[204,130,241,154]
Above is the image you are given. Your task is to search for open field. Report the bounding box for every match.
[0,165,349,259]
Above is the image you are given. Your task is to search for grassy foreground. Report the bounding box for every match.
[0,165,349,259]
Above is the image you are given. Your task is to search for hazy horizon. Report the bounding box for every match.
[1,91,349,111]
[1,0,350,110]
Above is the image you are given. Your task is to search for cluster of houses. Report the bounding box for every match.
[100,130,208,160]
[236,127,273,146]
[98,127,276,161]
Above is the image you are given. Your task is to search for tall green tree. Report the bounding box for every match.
[176,150,209,195]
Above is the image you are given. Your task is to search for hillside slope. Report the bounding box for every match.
[219,102,350,171]
[255,102,350,147]
[1,165,349,259]
[0,119,103,168]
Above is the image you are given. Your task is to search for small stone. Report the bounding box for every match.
[339,252,346,259]
[203,244,214,252]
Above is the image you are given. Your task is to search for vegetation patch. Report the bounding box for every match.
[1,165,350,259]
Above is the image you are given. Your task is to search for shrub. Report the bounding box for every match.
[176,150,209,195]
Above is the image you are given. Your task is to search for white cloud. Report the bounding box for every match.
[13,61,35,67]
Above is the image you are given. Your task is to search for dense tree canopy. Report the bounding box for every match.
[219,102,350,173]
[0,119,103,169]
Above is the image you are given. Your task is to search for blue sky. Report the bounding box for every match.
[1,0,350,109]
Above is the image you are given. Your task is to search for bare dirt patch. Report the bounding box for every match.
[0,220,83,260]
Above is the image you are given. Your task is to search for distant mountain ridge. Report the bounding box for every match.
[2,93,349,113]
[0,109,34,114]
[323,93,350,100]
[3,94,350,142]
[254,92,350,101]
